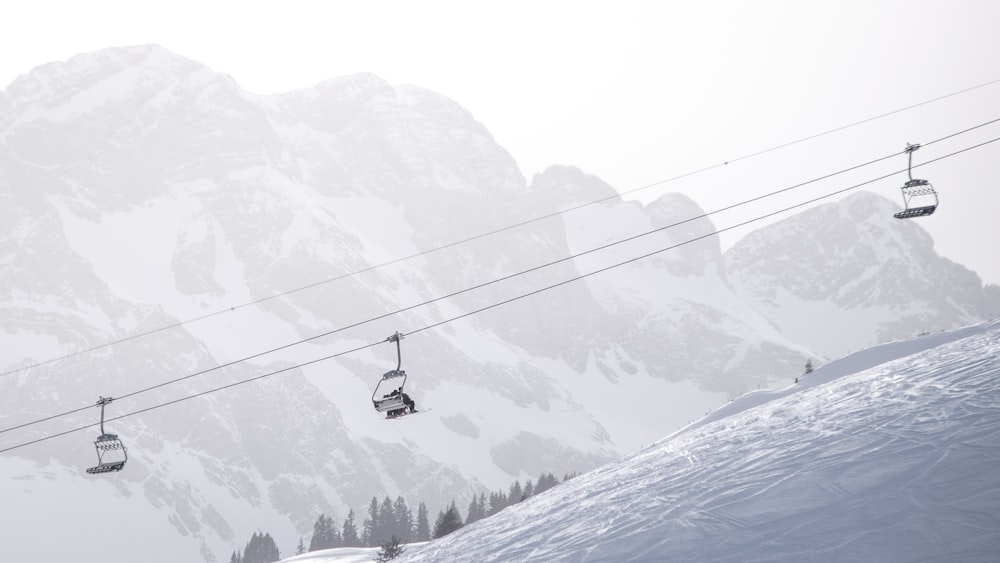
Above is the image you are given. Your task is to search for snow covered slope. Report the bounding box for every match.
[282,547,384,563]
[367,320,1000,562]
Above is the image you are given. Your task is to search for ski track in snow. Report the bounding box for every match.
[287,321,1000,562]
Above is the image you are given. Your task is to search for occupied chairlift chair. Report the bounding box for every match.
[371,332,416,418]
[893,143,939,219]
[86,396,128,474]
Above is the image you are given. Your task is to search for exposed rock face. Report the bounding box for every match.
[724,191,999,357]
[531,165,815,393]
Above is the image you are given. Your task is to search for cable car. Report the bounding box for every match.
[372,332,417,418]
[86,396,128,474]
[893,143,938,219]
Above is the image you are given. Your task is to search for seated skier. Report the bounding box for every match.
[402,392,416,413]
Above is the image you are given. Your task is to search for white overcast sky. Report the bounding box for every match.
[3,0,999,284]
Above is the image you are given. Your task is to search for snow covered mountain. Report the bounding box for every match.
[0,44,610,562]
[335,319,999,562]
[530,165,815,395]
[724,191,1000,359]
[2,44,996,562]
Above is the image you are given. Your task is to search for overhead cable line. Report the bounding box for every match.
[2,119,998,436]
[0,339,383,455]
[0,123,969,436]
[701,77,1000,169]
[409,136,1000,335]
[3,133,998,455]
[4,78,998,378]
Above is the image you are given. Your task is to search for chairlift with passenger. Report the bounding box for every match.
[371,332,417,418]
[85,396,128,474]
[893,143,938,219]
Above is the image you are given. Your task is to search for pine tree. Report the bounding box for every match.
[323,514,342,548]
[804,358,814,375]
[507,481,523,507]
[296,537,306,555]
[242,531,280,563]
[432,501,464,539]
[320,514,343,550]
[535,472,558,495]
[375,535,406,562]
[376,496,396,547]
[393,496,413,543]
[466,495,483,524]
[522,479,535,501]
[342,509,361,547]
[309,514,332,551]
[415,502,431,542]
[362,497,379,547]
[230,550,242,563]
[328,518,342,548]
[476,493,488,520]
[488,490,507,516]
[244,533,261,563]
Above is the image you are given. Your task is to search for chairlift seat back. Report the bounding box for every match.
[374,396,407,412]
[372,369,407,412]
[87,432,127,474]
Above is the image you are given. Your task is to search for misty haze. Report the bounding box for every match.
[3,5,1000,562]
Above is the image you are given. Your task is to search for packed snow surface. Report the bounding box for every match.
[285,320,1000,562]
[282,547,384,563]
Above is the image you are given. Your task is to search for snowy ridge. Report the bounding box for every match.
[683,319,1000,436]
[362,320,1000,562]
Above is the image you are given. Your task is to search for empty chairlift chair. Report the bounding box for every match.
[893,143,939,219]
[86,396,128,474]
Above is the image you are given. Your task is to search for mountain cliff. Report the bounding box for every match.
[723,191,1000,358]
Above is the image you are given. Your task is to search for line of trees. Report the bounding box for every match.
[302,470,576,551]
[231,470,579,559]
[229,532,280,563]
[306,496,426,551]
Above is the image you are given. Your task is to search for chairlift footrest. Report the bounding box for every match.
[86,462,125,474]
[894,205,936,219]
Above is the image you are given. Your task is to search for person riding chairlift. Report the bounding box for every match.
[386,388,416,414]
[402,391,416,413]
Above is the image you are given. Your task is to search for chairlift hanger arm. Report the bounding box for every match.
[387,331,404,372]
[96,396,113,436]
[905,143,921,181]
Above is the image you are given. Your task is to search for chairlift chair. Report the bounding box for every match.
[86,396,128,474]
[894,143,938,219]
[371,332,416,418]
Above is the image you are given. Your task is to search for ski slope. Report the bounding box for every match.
[282,547,384,563]
[284,320,1000,562]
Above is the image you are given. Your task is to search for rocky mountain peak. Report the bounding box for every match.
[530,165,620,210]
[724,191,996,356]
[2,44,232,121]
